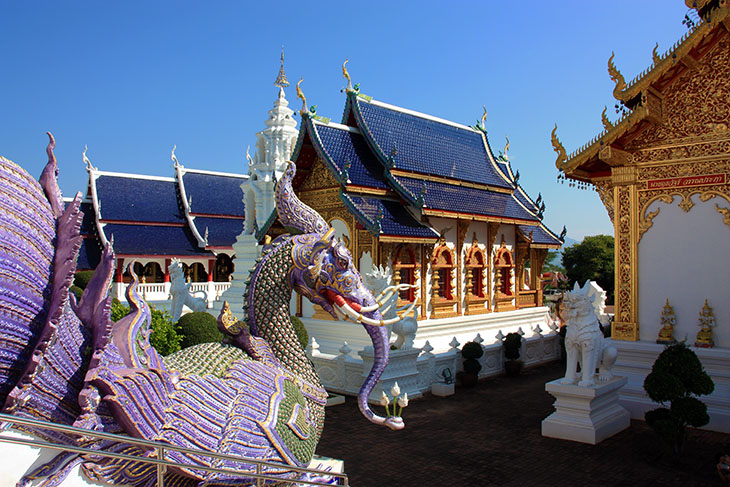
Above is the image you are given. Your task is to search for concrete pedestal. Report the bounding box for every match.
[431,382,455,397]
[542,375,630,445]
[212,233,260,319]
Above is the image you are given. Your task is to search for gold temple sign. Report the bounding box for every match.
[645,173,726,191]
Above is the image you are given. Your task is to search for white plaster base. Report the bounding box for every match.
[211,233,261,320]
[542,375,630,445]
[431,382,455,397]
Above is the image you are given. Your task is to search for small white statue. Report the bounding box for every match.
[560,281,617,387]
[364,265,418,349]
[169,258,208,321]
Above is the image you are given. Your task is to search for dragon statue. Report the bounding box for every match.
[0,135,411,486]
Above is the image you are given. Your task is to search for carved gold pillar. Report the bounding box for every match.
[456,220,470,315]
[612,166,639,341]
[487,221,500,307]
[420,245,428,320]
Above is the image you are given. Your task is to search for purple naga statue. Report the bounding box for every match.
[0,136,413,486]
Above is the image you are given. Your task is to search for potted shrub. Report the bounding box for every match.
[643,342,714,455]
[460,341,483,387]
[502,332,523,376]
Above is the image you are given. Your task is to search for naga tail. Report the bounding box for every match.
[0,136,113,444]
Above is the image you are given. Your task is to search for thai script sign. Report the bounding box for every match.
[646,173,726,190]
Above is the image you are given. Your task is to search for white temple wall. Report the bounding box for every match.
[638,194,730,346]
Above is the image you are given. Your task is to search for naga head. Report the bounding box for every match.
[276,162,414,430]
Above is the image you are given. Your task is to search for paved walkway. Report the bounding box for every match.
[317,361,729,486]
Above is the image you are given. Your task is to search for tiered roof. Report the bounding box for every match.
[85,162,247,259]
[293,88,562,247]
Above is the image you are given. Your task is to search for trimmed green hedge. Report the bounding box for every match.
[177,312,223,349]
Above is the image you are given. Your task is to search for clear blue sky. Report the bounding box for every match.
[1,1,690,241]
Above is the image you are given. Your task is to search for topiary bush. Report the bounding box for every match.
[461,341,484,378]
[110,298,130,322]
[177,312,223,349]
[503,332,522,361]
[290,315,309,350]
[73,270,95,291]
[70,285,84,301]
[643,342,714,454]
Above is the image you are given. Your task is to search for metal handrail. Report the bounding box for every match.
[0,413,347,486]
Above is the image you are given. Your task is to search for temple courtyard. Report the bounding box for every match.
[318,360,730,486]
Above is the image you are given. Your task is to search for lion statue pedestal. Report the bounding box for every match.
[541,281,630,444]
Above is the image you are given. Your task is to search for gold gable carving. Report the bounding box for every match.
[299,156,341,191]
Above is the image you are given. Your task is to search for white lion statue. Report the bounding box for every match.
[169,258,208,322]
[364,265,418,349]
[560,281,617,387]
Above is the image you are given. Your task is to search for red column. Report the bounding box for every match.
[207,259,215,282]
[164,258,171,283]
[114,258,125,283]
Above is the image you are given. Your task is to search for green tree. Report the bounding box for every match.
[561,235,615,304]
[109,299,182,356]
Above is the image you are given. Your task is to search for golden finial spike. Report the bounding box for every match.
[481,105,487,125]
[551,124,567,167]
[607,51,627,93]
[274,45,290,88]
[296,77,307,115]
[342,59,353,91]
[601,106,613,131]
[504,136,510,154]
[652,42,660,65]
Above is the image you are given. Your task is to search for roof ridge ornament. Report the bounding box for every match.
[82,145,96,171]
[607,52,627,96]
[601,106,614,131]
[652,42,661,65]
[171,145,180,168]
[551,124,568,168]
[342,59,353,92]
[559,226,567,242]
[274,45,289,88]
[296,77,308,116]
[475,105,487,133]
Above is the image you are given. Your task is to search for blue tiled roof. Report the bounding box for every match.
[514,187,539,213]
[79,202,97,236]
[342,193,438,239]
[182,172,246,217]
[95,176,184,223]
[309,122,389,190]
[102,223,209,256]
[77,238,102,270]
[518,225,562,246]
[352,97,512,189]
[191,217,244,248]
[396,176,537,222]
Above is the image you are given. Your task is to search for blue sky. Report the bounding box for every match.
[1,1,691,240]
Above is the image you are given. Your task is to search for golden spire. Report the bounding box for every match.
[481,105,487,126]
[274,45,290,88]
[296,77,307,115]
[652,42,661,65]
[504,136,510,154]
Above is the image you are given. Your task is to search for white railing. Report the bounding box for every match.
[114,282,232,308]
[0,413,347,486]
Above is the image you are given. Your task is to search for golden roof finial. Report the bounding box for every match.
[296,77,307,115]
[652,42,661,65]
[551,124,567,167]
[481,105,487,126]
[607,52,627,93]
[343,59,352,91]
[504,136,510,154]
[601,106,614,131]
[274,45,290,88]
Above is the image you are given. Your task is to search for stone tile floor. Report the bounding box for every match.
[317,360,730,486]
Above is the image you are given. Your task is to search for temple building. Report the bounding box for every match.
[287,68,563,351]
[79,149,247,304]
[553,0,730,431]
